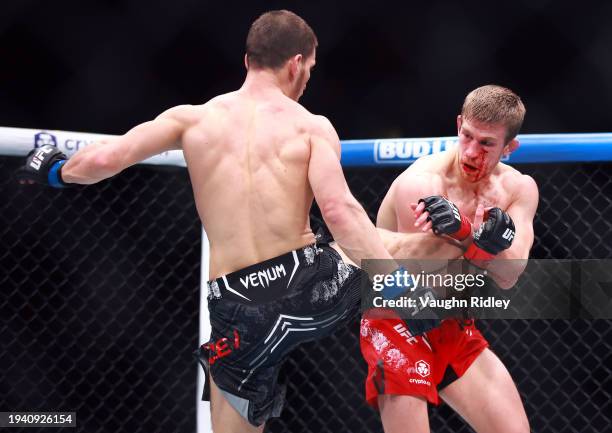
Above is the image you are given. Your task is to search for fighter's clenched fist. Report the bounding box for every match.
[16,145,68,188]
[417,195,472,240]
[465,207,515,262]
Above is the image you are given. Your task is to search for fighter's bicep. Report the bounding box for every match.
[308,135,349,206]
[504,176,539,257]
[510,212,535,251]
[393,174,432,231]
[111,110,189,170]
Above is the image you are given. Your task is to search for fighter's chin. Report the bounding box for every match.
[460,173,476,182]
[460,162,483,181]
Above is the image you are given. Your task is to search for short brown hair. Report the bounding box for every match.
[461,85,526,142]
[246,10,318,70]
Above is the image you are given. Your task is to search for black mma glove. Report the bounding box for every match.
[379,268,441,335]
[16,145,69,188]
[402,285,443,336]
[464,207,515,262]
[418,195,472,241]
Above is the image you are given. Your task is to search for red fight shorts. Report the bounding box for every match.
[360,310,489,407]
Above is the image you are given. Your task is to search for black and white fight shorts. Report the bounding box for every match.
[195,241,364,426]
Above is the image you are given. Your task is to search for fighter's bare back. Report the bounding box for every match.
[180,89,330,279]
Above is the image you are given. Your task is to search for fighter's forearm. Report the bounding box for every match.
[483,259,527,289]
[484,243,530,289]
[322,195,396,274]
[61,140,123,184]
[61,115,183,185]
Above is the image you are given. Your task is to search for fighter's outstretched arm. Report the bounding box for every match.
[308,115,394,270]
[61,106,192,185]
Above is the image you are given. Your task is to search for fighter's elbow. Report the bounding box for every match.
[388,236,416,259]
[495,277,518,290]
[489,256,528,290]
[320,196,356,230]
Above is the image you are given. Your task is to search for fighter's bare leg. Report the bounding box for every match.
[378,394,430,433]
[330,242,356,266]
[337,240,430,433]
[209,376,264,433]
[439,348,530,433]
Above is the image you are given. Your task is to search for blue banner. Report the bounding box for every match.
[340,133,612,167]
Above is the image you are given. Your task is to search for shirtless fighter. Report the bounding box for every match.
[17,10,402,433]
[361,85,538,433]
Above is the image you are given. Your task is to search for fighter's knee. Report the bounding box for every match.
[378,395,430,433]
[320,198,351,227]
[378,394,428,411]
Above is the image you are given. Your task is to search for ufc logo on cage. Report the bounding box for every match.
[502,228,515,242]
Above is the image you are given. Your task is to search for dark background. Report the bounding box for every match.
[2,2,612,433]
[2,0,611,138]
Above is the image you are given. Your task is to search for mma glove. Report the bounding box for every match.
[464,207,515,263]
[16,145,69,188]
[380,268,441,335]
[403,286,442,336]
[418,195,472,241]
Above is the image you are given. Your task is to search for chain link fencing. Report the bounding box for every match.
[1,156,611,432]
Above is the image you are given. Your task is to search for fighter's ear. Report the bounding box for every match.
[456,115,463,134]
[287,54,303,79]
[504,138,519,156]
[244,54,249,70]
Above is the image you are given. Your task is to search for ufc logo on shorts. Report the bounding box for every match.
[393,323,418,345]
[502,228,515,241]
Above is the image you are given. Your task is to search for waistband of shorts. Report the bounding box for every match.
[207,243,324,301]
